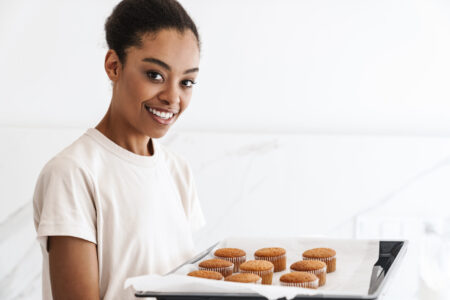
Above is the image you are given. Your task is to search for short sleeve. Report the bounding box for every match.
[33,156,97,252]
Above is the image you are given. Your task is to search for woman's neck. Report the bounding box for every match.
[95,105,154,156]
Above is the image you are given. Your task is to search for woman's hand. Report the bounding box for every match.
[48,236,100,300]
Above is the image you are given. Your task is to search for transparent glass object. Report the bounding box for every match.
[418,219,450,300]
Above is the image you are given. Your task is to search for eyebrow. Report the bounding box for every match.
[142,57,199,74]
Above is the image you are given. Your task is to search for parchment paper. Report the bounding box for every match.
[125,237,379,300]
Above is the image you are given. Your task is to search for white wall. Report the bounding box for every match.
[182,0,450,135]
[2,1,450,299]
[2,0,450,133]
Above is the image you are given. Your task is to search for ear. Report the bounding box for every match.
[104,49,122,82]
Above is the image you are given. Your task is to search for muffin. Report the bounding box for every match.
[254,247,286,272]
[225,273,262,284]
[239,260,274,285]
[279,272,319,289]
[290,260,327,286]
[187,270,224,280]
[199,259,234,277]
[214,248,246,272]
[302,248,336,273]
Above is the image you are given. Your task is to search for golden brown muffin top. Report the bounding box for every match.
[225,273,261,283]
[239,260,274,271]
[303,247,336,259]
[214,248,246,258]
[188,270,224,280]
[199,258,233,268]
[254,247,286,257]
[290,260,326,271]
[280,272,318,283]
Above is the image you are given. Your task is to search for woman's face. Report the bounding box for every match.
[109,29,200,139]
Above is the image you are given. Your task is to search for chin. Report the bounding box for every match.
[146,129,169,139]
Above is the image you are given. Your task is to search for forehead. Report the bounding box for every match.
[128,29,200,71]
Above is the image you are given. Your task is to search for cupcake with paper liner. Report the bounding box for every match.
[199,259,234,277]
[279,272,319,289]
[214,248,246,273]
[254,247,286,272]
[290,260,327,286]
[225,273,262,284]
[302,248,336,273]
[187,270,224,280]
[239,260,274,285]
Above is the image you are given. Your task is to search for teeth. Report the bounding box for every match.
[147,106,174,119]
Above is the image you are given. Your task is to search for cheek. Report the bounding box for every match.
[121,79,156,116]
[124,76,147,103]
[180,92,193,112]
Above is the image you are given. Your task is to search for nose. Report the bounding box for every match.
[158,81,180,106]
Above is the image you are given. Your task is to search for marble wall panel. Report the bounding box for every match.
[2,127,450,299]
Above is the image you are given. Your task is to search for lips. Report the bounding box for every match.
[144,104,177,125]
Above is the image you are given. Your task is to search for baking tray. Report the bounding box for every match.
[135,240,407,300]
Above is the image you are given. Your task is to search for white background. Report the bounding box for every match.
[1,0,450,299]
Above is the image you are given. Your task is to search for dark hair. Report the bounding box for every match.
[105,0,200,65]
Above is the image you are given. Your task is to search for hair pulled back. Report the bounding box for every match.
[105,0,200,65]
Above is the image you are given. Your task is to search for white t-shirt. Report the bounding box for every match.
[33,128,206,300]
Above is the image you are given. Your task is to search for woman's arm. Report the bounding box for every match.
[48,236,100,300]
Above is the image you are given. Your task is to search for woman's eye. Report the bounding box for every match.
[181,80,196,88]
[147,71,163,81]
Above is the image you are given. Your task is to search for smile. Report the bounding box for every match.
[145,105,174,119]
[144,104,177,125]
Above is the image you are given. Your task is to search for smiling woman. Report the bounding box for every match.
[32,1,205,300]
[98,27,200,146]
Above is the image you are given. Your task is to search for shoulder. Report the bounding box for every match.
[40,155,89,179]
[33,137,97,216]
[35,155,94,201]
[37,133,97,184]
[58,131,103,164]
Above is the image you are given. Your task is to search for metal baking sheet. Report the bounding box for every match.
[135,240,407,300]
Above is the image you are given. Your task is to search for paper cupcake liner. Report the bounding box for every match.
[280,277,319,289]
[302,256,336,273]
[254,254,286,262]
[290,266,326,286]
[214,255,246,273]
[240,266,274,285]
[302,255,336,262]
[199,265,234,277]
[254,254,286,272]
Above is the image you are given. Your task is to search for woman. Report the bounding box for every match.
[33,0,205,299]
